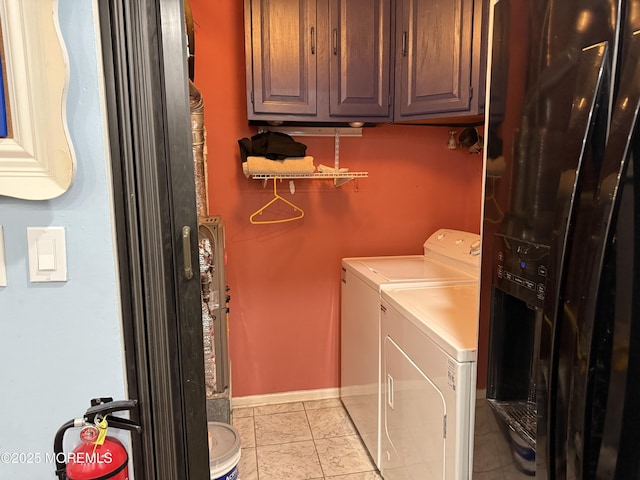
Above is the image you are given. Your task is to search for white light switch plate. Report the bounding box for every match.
[0,226,6,286]
[27,227,67,282]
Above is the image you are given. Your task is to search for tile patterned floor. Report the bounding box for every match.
[232,398,382,480]
[471,397,534,479]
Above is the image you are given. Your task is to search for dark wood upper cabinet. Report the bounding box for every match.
[245,0,393,123]
[394,0,488,122]
[328,0,392,118]
[248,0,318,116]
[244,0,487,124]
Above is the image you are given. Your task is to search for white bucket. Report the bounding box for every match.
[208,422,242,480]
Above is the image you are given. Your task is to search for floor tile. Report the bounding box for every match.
[304,398,344,410]
[257,440,324,480]
[325,472,382,480]
[307,407,357,439]
[254,402,304,416]
[229,397,384,479]
[255,410,313,446]
[315,435,374,477]
[472,432,502,472]
[471,469,506,480]
[232,415,256,448]
[238,447,258,480]
[233,407,254,418]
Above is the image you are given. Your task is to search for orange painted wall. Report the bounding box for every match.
[191,0,483,397]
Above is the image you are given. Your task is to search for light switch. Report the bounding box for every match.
[0,226,6,287]
[37,238,56,271]
[27,227,67,282]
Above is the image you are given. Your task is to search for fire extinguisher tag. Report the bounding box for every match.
[94,416,109,446]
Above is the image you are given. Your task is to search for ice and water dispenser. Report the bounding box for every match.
[487,233,550,453]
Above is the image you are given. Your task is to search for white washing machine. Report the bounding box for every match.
[380,283,479,480]
[340,229,480,469]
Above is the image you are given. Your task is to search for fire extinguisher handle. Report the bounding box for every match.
[108,416,143,434]
[85,399,138,421]
[53,419,76,480]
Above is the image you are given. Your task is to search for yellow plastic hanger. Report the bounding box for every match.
[250,177,305,224]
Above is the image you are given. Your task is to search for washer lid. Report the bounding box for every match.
[382,284,479,362]
[342,256,476,289]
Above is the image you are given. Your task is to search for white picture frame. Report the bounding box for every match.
[0,0,75,200]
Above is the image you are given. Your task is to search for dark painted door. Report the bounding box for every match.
[99,0,209,478]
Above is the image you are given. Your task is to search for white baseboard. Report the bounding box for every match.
[232,387,340,409]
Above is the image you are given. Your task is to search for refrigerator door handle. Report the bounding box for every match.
[540,41,611,479]
[569,30,640,479]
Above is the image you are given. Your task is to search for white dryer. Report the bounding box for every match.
[340,229,480,469]
[380,283,479,480]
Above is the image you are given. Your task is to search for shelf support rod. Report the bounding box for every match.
[334,131,340,171]
[334,131,342,186]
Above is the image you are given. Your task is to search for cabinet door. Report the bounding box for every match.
[395,0,474,117]
[328,0,392,118]
[249,0,317,116]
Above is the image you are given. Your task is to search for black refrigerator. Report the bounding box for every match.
[473,0,640,478]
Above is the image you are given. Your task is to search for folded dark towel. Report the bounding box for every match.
[238,137,252,163]
[238,131,307,162]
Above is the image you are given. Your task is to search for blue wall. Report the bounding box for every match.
[0,1,127,477]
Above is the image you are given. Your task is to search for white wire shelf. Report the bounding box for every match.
[252,127,368,186]
[250,172,368,179]
[251,171,368,187]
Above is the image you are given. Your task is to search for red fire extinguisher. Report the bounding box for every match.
[53,398,141,480]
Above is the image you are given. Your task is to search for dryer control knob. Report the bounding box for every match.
[455,239,463,245]
[437,233,445,240]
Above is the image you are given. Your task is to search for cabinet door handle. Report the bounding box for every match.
[182,226,193,280]
[333,28,338,55]
[402,31,408,57]
[311,26,316,55]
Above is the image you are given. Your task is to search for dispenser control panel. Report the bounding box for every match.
[493,234,550,308]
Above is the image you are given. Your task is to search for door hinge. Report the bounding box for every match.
[443,415,447,438]
[250,90,254,104]
[469,86,474,100]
